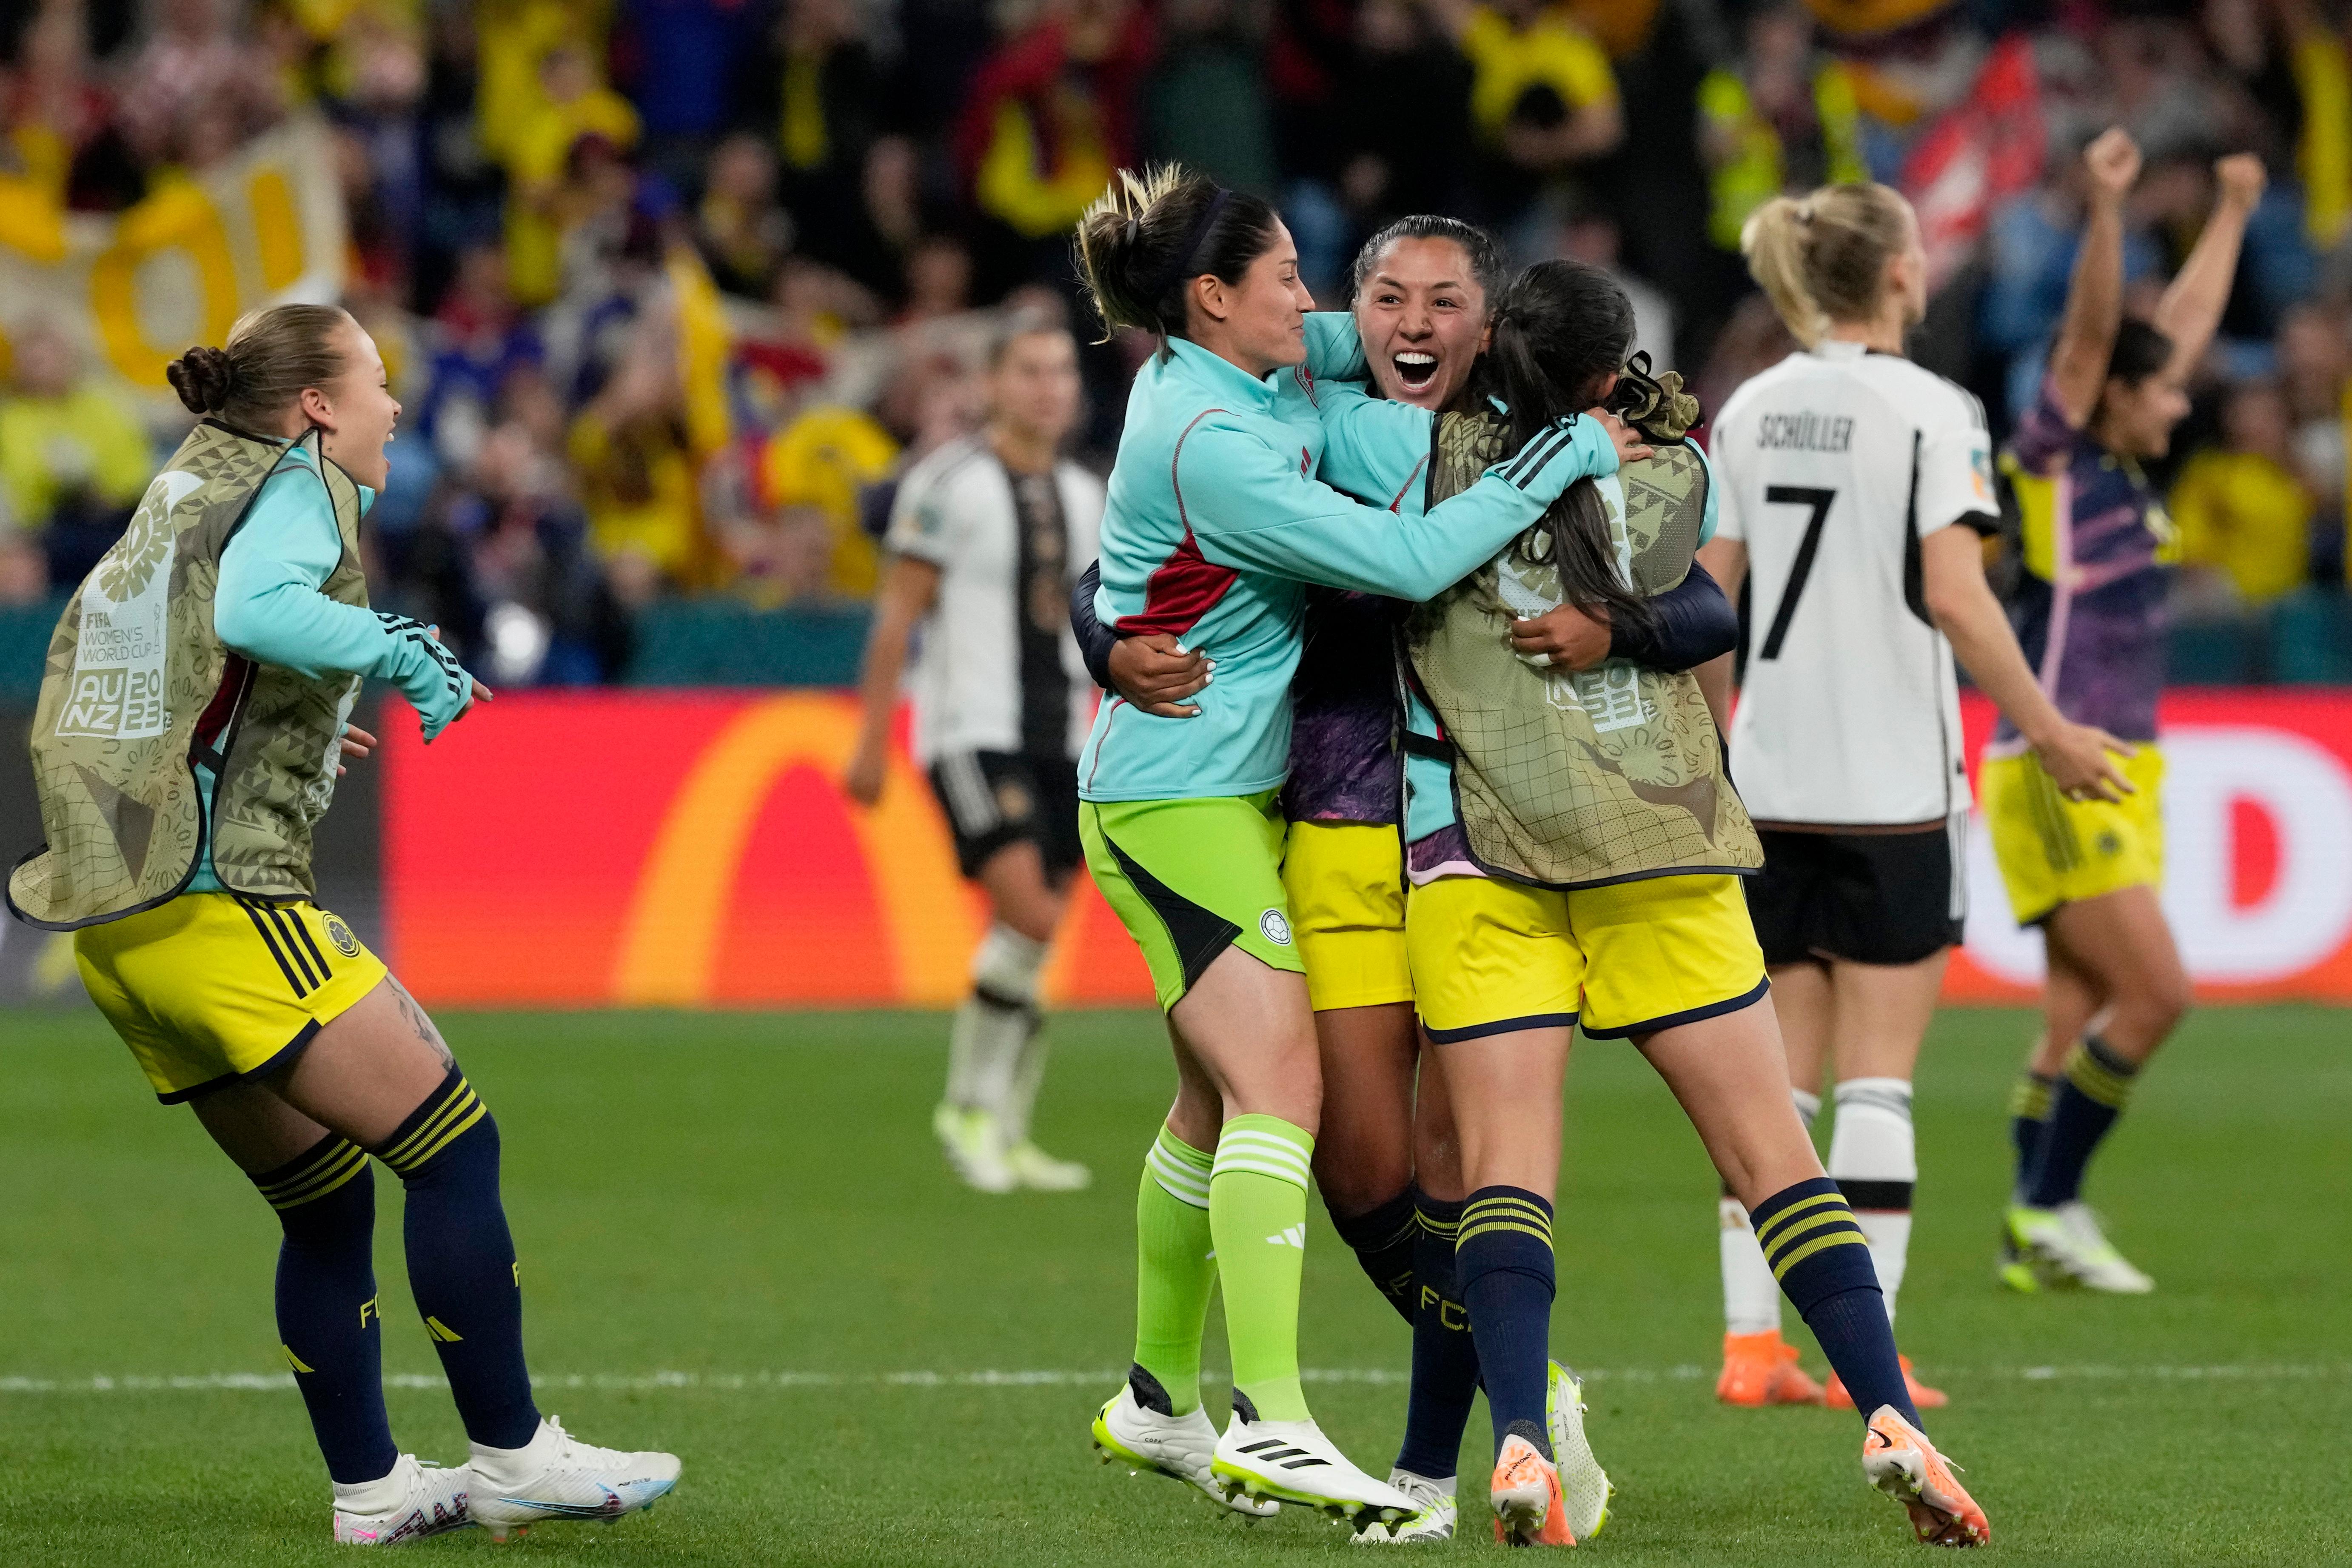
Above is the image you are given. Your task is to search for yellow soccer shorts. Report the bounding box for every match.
[1979,744,2166,926]
[1282,821,1414,1012]
[1407,871,1768,1042]
[74,892,389,1103]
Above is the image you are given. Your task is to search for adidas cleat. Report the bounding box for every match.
[1862,1405,1989,1548]
[1005,1140,1092,1192]
[1488,1425,1574,1546]
[468,1416,679,1542]
[1717,1329,1826,1406]
[332,1454,472,1545]
[1211,1397,1415,1529]
[1827,1354,1948,1411]
[1546,1361,1611,1540]
[2007,1203,2154,1294]
[1352,1470,1455,1543]
[935,1104,1017,1193]
[1092,1368,1276,1518]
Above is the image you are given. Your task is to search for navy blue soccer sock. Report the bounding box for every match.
[2025,1036,2137,1208]
[255,1133,398,1484]
[1457,1186,1555,1462]
[1395,1189,1480,1481]
[1752,1177,1918,1430]
[375,1069,540,1449]
[2008,1070,2059,1201]
[1329,1186,1420,1327]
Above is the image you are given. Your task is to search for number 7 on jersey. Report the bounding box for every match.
[1758,486,1836,660]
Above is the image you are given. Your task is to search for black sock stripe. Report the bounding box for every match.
[1835,1178,1914,1212]
[234,895,308,997]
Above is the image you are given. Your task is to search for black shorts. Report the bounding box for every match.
[1745,820,1965,967]
[928,750,1082,881]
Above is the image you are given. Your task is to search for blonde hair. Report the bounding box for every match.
[1739,183,1913,349]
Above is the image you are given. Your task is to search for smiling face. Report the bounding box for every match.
[1354,235,1491,411]
[299,321,402,490]
[1187,220,1314,377]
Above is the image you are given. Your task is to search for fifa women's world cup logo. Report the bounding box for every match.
[56,470,202,741]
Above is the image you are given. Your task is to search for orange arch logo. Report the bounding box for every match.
[610,695,979,1005]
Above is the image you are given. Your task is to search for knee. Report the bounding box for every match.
[256,1137,375,1245]
[1312,1139,1411,1220]
[377,1073,499,1186]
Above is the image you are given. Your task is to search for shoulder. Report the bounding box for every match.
[1055,459,1106,504]
[900,436,996,505]
[1872,359,1986,434]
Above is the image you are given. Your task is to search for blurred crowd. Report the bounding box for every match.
[3,0,2352,685]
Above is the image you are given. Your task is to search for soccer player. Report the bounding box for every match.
[5,305,677,1545]
[845,312,1102,1194]
[1696,159,2133,1402]
[1986,139,2264,1291]
[1069,164,1625,1528]
[1307,260,1991,1548]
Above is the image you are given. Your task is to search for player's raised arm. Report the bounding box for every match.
[2150,153,2267,382]
[2046,128,2141,428]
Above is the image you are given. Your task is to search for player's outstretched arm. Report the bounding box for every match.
[2047,127,2141,428]
[2152,153,2266,382]
[1919,524,2133,802]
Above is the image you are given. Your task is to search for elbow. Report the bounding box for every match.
[212,596,262,657]
[1921,581,1976,631]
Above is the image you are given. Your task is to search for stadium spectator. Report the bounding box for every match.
[1141,0,1277,197]
[2278,300,2349,576]
[568,345,705,603]
[743,0,894,291]
[696,133,795,301]
[0,324,151,594]
[608,0,764,195]
[497,38,640,306]
[112,0,282,172]
[2170,378,2315,614]
[1417,0,1622,228]
[1696,4,1863,252]
[759,400,899,599]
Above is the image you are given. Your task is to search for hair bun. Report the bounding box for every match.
[165,345,235,416]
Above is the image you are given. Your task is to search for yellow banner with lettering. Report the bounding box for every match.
[0,118,345,401]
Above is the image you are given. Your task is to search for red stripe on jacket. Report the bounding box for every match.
[1114,409,1241,638]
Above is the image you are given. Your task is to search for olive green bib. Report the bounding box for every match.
[7,422,369,930]
[1408,409,1762,888]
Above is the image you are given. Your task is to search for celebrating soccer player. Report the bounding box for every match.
[1067,164,1625,1528]
[1985,136,2264,1292]
[1697,163,2132,1403]
[6,306,679,1546]
[846,311,1101,1195]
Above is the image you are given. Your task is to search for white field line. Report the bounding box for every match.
[0,1363,2344,1396]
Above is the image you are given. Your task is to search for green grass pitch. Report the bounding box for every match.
[1,1003,2346,1566]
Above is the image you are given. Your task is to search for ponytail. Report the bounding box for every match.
[1739,182,1913,349]
[1073,164,1281,347]
[165,304,354,432]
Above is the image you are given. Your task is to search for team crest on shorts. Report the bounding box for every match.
[323,915,362,958]
[994,779,1033,822]
[1258,909,1293,946]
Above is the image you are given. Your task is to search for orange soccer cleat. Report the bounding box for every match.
[1826,1354,1948,1410]
[1488,1428,1577,1547]
[1862,1406,1990,1548]
[1716,1330,1827,1407]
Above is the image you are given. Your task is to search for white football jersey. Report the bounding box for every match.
[885,436,1103,765]
[1709,341,1998,826]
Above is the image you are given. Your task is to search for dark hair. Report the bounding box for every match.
[165,304,354,431]
[2105,316,2174,388]
[1073,165,1283,345]
[1348,216,1508,307]
[1477,259,1651,633]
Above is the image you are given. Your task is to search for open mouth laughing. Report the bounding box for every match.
[1393,350,1440,393]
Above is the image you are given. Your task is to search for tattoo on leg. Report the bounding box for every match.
[387,977,456,1072]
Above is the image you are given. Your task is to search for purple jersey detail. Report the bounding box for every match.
[1282,586,1403,824]
[1406,822,1480,883]
[1996,379,2169,744]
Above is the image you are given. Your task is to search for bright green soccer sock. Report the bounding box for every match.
[1209,1113,1315,1423]
[1133,1125,1217,1416]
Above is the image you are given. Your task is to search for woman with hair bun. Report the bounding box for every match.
[1070,164,1627,1529]
[7,304,679,1546]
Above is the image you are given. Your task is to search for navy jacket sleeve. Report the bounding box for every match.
[1609,560,1738,672]
[1070,559,1118,690]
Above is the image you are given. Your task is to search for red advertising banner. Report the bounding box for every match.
[380,688,2352,1008]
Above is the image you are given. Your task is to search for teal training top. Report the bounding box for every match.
[1077,331,1620,803]
[188,442,476,890]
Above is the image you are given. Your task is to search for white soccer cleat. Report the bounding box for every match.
[1211,1398,1417,1529]
[468,1416,679,1542]
[935,1104,1017,1193]
[1092,1370,1277,1517]
[332,1454,471,1546]
[2008,1203,2154,1294]
[1005,1140,1092,1192]
[1351,1469,1455,1543]
[1547,1360,1612,1542]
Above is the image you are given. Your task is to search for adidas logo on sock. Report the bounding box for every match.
[1266,1225,1306,1249]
